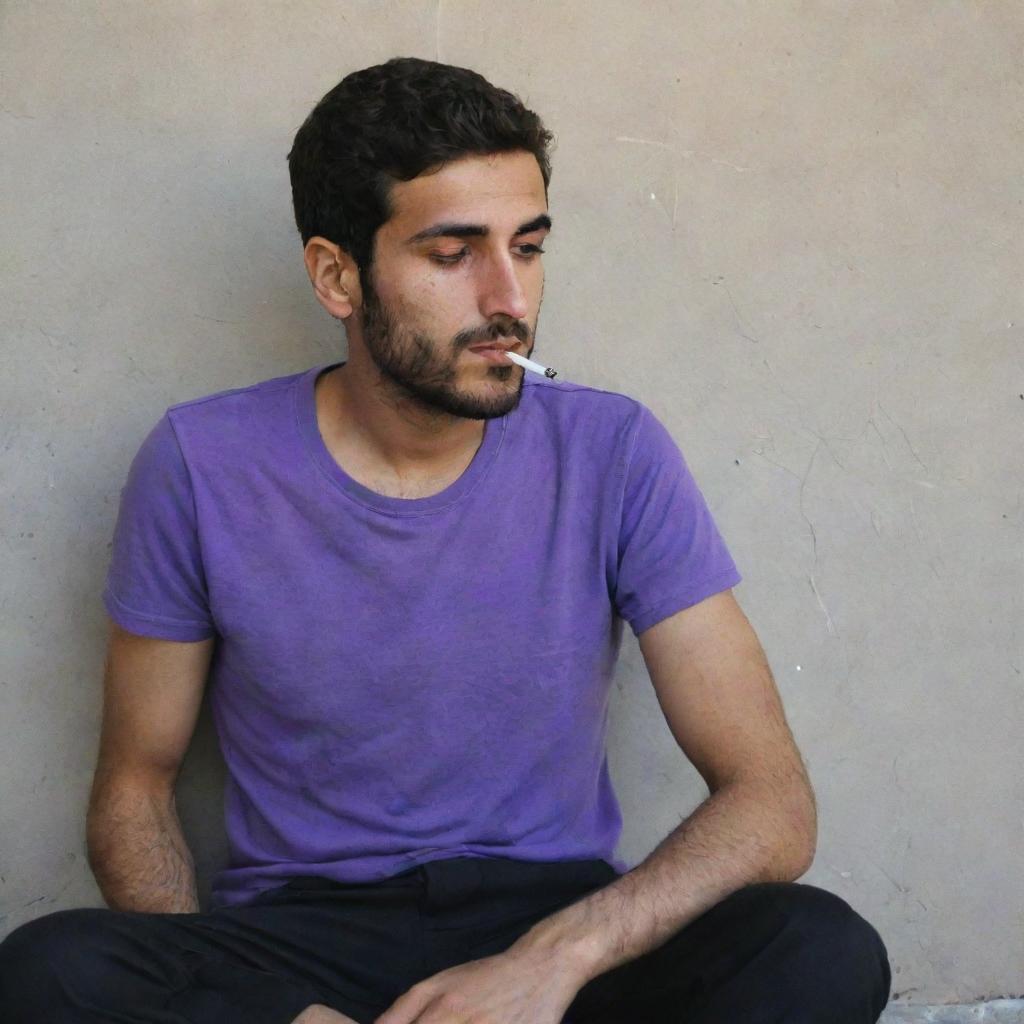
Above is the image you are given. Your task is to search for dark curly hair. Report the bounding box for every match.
[286,57,555,277]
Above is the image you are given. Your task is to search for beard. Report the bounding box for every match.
[357,267,536,421]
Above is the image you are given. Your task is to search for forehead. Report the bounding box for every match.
[383,151,547,237]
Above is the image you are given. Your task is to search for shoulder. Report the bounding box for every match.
[519,376,674,478]
[162,365,309,450]
[521,374,648,443]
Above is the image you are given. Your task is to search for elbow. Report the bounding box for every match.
[752,770,816,880]
[724,771,818,881]
[85,783,120,874]
[792,833,817,879]
[85,770,174,865]
[789,778,818,878]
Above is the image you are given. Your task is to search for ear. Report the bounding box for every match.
[303,237,363,320]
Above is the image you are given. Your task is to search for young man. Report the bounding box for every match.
[0,58,891,1023]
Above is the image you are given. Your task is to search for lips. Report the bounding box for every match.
[467,339,519,366]
[470,347,515,365]
[468,340,517,353]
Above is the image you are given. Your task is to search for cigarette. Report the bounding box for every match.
[504,350,558,378]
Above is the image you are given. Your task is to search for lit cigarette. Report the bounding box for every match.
[505,349,558,378]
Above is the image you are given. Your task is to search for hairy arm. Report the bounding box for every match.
[86,620,213,913]
[87,768,200,913]
[510,590,816,982]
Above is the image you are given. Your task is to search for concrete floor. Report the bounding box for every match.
[881,1001,1024,1022]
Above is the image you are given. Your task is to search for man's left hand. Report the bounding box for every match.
[373,944,584,1024]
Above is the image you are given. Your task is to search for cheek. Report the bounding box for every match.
[415,277,475,334]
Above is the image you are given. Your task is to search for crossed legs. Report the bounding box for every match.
[0,880,890,1023]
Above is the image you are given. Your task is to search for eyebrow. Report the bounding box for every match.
[405,213,552,245]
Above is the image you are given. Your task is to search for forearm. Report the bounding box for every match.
[511,777,816,984]
[86,782,199,913]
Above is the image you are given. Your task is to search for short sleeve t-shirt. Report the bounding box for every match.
[103,361,742,908]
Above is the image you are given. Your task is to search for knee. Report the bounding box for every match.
[0,908,116,1011]
[773,883,889,963]
[1,906,111,965]
[740,882,893,1015]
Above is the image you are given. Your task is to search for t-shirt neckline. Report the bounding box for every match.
[295,361,508,516]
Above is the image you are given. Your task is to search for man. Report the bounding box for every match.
[0,57,891,1023]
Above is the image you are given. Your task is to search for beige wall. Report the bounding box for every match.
[2,0,1020,1008]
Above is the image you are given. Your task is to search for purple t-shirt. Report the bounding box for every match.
[103,361,742,908]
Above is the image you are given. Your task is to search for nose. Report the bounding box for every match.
[478,251,530,324]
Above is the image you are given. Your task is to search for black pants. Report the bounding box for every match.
[0,855,891,1023]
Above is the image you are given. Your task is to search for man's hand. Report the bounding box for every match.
[373,944,584,1024]
[292,1007,360,1023]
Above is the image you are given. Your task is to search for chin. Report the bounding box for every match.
[439,378,524,420]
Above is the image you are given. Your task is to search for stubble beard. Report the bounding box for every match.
[357,269,533,422]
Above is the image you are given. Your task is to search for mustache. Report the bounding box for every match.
[457,320,531,349]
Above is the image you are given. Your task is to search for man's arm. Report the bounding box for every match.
[86,618,214,913]
[510,588,817,983]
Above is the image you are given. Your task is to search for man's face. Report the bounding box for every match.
[354,149,550,420]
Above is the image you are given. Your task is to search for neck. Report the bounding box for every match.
[318,351,485,477]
